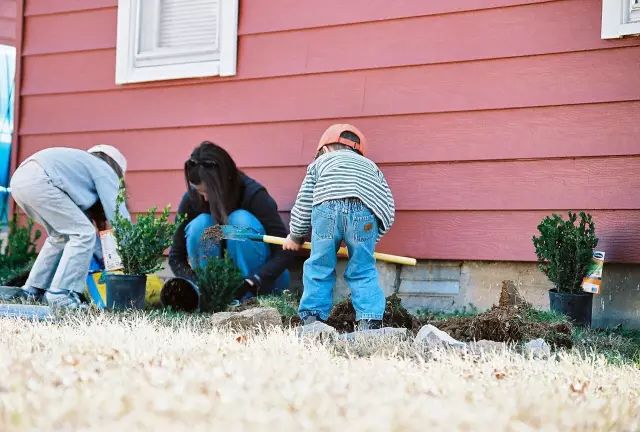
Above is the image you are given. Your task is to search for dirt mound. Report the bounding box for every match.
[234,297,259,312]
[422,282,573,348]
[326,294,414,332]
[498,280,530,309]
[431,305,573,348]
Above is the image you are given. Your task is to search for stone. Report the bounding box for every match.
[524,338,551,358]
[297,321,338,339]
[414,324,467,349]
[339,327,409,342]
[211,307,281,330]
[467,340,507,355]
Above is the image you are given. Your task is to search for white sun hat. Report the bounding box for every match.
[87,144,127,173]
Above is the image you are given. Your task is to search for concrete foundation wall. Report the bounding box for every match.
[161,258,640,329]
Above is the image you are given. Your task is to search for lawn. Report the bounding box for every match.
[0,311,639,432]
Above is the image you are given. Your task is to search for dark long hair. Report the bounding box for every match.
[185,141,242,224]
[88,151,127,230]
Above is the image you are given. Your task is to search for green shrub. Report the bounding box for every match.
[112,185,184,275]
[195,254,243,313]
[0,218,41,285]
[532,211,598,294]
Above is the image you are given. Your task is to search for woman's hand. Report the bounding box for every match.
[283,235,302,251]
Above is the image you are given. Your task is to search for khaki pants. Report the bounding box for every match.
[10,162,95,293]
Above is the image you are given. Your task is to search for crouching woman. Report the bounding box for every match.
[169,141,294,297]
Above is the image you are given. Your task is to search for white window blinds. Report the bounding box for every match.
[602,0,640,38]
[116,0,238,84]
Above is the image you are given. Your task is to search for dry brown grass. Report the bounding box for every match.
[0,312,639,432]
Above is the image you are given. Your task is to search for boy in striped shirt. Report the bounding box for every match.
[283,124,395,330]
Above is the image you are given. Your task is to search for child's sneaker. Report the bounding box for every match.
[302,314,322,326]
[45,289,88,309]
[357,319,383,331]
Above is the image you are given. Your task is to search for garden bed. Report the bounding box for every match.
[236,282,575,348]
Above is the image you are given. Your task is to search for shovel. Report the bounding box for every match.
[204,225,417,266]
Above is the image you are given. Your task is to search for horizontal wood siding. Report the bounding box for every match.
[14,0,640,262]
[0,0,16,46]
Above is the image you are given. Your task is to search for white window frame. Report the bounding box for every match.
[115,0,239,84]
[602,0,640,39]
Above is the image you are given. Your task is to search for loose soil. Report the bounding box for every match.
[202,225,224,244]
[325,283,573,347]
[326,294,415,332]
[235,297,259,312]
[428,305,573,348]
[231,281,572,347]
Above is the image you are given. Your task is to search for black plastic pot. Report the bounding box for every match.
[105,274,147,310]
[549,289,593,327]
[160,277,200,312]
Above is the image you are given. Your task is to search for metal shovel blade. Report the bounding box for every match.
[202,224,262,243]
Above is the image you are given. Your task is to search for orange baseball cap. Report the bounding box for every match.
[317,124,367,155]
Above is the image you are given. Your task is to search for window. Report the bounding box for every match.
[115,0,239,84]
[602,0,640,38]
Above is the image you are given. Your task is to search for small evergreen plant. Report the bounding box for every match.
[195,254,243,313]
[532,211,598,294]
[112,185,184,275]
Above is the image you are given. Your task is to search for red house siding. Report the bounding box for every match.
[0,0,16,46]
[13,0,640,262]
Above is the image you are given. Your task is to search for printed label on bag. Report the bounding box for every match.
[581,251,605,294]
[99,230,123,271]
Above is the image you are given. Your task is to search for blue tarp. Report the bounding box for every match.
[0,45,16,224]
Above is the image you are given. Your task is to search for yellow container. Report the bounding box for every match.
[85,271,163,308]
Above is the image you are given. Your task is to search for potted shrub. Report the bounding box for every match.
[195,254,243,313]
[160,254,242,313]
[532,211,598,326]
[108,187,183,310]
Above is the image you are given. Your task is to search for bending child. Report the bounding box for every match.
[283,124,395,330]
[0,145,129,308]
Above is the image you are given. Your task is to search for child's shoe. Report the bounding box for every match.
[357,319,383,331]
[45,289,88,309]
[302,314,322,326]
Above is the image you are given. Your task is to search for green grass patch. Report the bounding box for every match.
[525,308,568,324]
[573,327,640,365]
[256,291,298,319]
[415,304,479,322]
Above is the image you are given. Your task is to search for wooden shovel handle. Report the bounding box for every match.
[262,235,417,266]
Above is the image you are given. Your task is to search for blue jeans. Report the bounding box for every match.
[299,199,385,321]
[185,210,290,294]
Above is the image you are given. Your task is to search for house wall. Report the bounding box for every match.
[13,0,640,263]
[0,0,15,46]
[10,0,640,324]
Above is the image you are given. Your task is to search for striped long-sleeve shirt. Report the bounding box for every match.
[289,150,395,242]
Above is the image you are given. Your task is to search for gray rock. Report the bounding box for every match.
[211,307,281,330]
[467,340,507,355]
[297,321,338,339]
[524,338,551,358]
[0,304,53,320]
[414,324,466,349]
[339,327,409,342]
